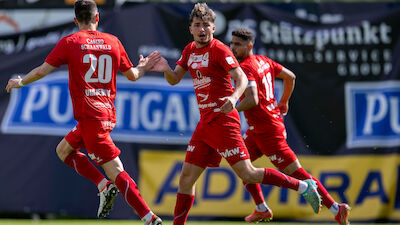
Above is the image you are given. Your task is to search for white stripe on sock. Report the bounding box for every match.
[124,180,130,203]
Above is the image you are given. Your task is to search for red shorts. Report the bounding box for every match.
[185,113,249,168]
[243,129,297,171]
[65,119,120,166]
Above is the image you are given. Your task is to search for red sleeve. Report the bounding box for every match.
[241,64,256,81]
[213,42,239,72]
[45,37,68,67]
[118,39,133,72]
[269,58,283,76]
[176,43,191,70]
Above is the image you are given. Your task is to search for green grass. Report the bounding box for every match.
[0,220,399,225]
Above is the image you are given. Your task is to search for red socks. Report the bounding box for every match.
[291,168,335,208]
[262,168,299,190]
[64,151,105,186]
[173,193,195,225]
[115,171,150,218]
[243,182,265,205]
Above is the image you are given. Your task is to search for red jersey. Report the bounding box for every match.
[240,55,285,136]
[45,30,133,121]
[177,39,240,123]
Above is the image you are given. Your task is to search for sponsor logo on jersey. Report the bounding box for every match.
[88,153,103,164]
[85,88,111,97]
[93,102,112,109]
[268,154,284,164]
[345,81,400,148]
[225,56,235,65]
[197,93,209,102]
[188,52,209,69]
[187,145,195,152]
[266,102,277,111]
[86,39,104,44]
[193,76,211,90]
[81,44,112,50]
[81,38,111,50]
[219,147,244,158]
[257,60,270,74]
[198,102,217,109]
[101,120,115,130]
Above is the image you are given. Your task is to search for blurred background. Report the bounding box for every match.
[0,0,399,223]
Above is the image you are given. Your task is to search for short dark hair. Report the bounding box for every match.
[74,0,98,25]
[189,3,216,24]
[232,28,255,43]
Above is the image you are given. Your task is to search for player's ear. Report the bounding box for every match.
[249,42,254,51]
[189,25,193,35]
[95,13,99,23]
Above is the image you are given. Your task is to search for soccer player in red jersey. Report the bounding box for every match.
[5,1,162,224]
[151,3,322,225]
[230,28,351,225]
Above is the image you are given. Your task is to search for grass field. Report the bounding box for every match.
[0,220,399,225]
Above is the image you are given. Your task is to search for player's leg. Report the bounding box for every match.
[264,136,350,225]
[173,162,204,225]
[79,120,160,224]
[282,159,350,225]
[209,115,319,214]
[241,131,273,222]
[57,126,109,193]
[173,124,218,225]
[101,157,161,225]
[231,159,321,214]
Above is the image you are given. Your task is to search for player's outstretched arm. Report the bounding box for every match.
[123,51,162,81]
[150,57,186,86]
[6,62,55,93]
[276,67,296,115]
[219,67,248,113]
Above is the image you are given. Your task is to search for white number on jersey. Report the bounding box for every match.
[83,54,112,83]
[262,72,274,101]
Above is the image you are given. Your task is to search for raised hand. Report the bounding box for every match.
[138,51,162,71]
[150,56,171,73]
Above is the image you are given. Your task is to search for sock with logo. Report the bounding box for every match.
[173,193,195,225]
[243,182,265,205]
[63,151,106,187]
[262,168,299,190]
[115,171,150,218]
[291,168,335,208]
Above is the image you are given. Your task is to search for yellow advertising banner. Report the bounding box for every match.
[139,150,400,221]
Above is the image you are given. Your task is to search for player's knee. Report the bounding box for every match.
[179,173,195,190]
[56,139,74,161]
[240,173,258,183]
[237,169,259,183]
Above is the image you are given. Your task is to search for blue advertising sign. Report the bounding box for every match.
[1,71,257,144]
[345,81,400,148]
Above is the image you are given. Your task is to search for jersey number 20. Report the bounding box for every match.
[83,54,112,83]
